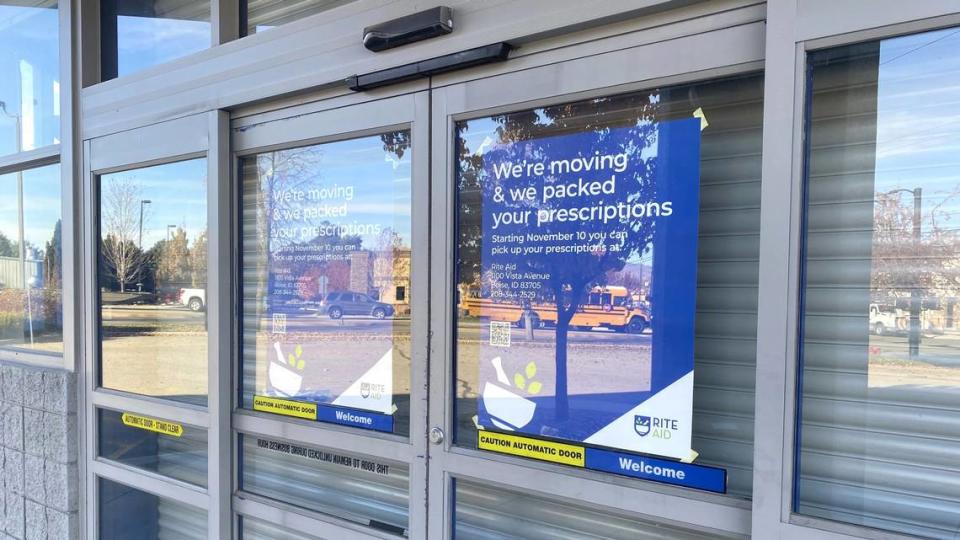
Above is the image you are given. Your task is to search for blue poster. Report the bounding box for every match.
[472,117,701,461]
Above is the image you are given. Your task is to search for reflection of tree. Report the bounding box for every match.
[0,232,17,258]
[873,189,960,308]
[155,227,190,284]
[101,179,147,292]
[607,267,645,294]
[256,147,324,253]
[146,226,207,290]
[43,220,61,289]
[190,230,207,287]
[459,94,662,420]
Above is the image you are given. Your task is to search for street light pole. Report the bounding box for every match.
[883,187,923,358]
[138,199,152,249]
[0,101,33,345]
[909,187,922,358]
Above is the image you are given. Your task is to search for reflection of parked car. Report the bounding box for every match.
[318,291,394,320]
[869,303,900,335]
[179,288,206,312]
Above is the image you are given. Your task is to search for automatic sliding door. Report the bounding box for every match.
[231,91,429,539]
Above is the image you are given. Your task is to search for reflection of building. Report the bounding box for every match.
[0,255,42,288]
[344,248,412,315]
[348,250,371,294]
[373,248,411,315]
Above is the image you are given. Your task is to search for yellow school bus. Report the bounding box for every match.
[460,285,651,333]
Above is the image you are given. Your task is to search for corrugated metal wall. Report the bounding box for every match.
[240,436,409,534]
[454,479,739,539]
[688,73,764,499]
[242,517,327,539]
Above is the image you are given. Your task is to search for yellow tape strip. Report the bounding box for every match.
[121,413,183,437]
[478,431,585,467]
[253,395,318,420]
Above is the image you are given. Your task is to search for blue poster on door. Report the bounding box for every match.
[473,117,701,461]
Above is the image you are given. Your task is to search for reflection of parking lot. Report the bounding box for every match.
[457,323,652,400]
[101,304,206,326]
[869,333,960,389]
[457,320,651,346]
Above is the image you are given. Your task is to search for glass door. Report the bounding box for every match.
[230,91,430,539]
[82,112,232,539]
[427,25,765,540]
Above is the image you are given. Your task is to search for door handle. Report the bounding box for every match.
[429,427,445,445]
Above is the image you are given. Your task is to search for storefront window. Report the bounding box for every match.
[100,0,211,80]
[99,478,206,539]
[98,408,207,487]
[243,0,354,35]
[0,164,62,353]
[797,27,960,538]
[240,131,412,436]
[241,517,326,540]
[240,435,409,535]
[0,0,59,157]
[98,158,208,405]
[454,74,763,497]
[454,478,729,539]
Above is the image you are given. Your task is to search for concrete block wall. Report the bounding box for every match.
[0,363,79,540]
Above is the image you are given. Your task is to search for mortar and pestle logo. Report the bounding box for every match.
[482,357,540,431]
[269,342,305,397]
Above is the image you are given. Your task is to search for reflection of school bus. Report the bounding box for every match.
[460,285,651,333]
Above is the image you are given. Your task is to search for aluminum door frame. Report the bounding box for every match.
[426,20,765,540]
[80,111,232,539]
[752,5,960,540]
[229,88,431,540]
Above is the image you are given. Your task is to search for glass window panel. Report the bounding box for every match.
[100,0,210,80]
[98,158,207,405]
[243,0,355,35]
[454,479,728,539]
[240,131,412,436]
[99,478,206,539]
[0,1,59,157]
[241,517,327,540]
[0,164,63,352]
[454,74,763,498]
[240,435,409,536]
[797,27,960,539]
[98,408,207,487]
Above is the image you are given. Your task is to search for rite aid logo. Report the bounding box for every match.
[360,382,385,400]
[634,415,679,439]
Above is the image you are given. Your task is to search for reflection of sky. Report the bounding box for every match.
[0,3,59,156]
[101,159,207,250]
[0,164,61,255]
[874,28,960,233]
[117,15,210,77]
[266,134,412,250]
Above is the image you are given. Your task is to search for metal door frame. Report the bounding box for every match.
[229,86,431,540]
[80,111,232,539]
[426,18,765,540]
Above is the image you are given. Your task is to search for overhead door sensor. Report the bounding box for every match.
[362,6,454,52]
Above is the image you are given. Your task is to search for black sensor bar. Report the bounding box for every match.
[347,42,512,91]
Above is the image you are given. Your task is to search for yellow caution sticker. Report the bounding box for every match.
[478,431,585,467]
[121,413,183,437]
[253,395,318,420]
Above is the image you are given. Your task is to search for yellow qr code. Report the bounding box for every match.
[489,321,512,347]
